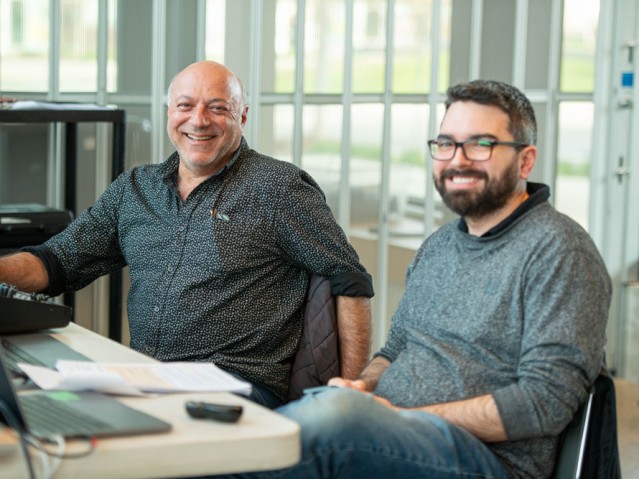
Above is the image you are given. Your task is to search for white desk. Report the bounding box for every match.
[0,323,301,478]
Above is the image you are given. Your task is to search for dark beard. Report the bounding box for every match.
[434,162,520,219]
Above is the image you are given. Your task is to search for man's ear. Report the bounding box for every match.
[240,106,249,127]
[519,146,537,180]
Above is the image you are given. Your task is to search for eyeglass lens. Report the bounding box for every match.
[430,140,493,161]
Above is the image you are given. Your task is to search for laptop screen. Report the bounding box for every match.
[0,345,30,434]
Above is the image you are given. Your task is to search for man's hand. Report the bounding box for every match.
[372,395,398,410]
[327,377,370,392]
[328,377,399,411]
[327,356,392,393]
[331,355,507,442]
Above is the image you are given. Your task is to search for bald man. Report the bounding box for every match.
[0,61,373,408]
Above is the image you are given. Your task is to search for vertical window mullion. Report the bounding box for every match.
[544,0,563,189]
[95,0,110,216]
[292,0,306,168]
[374,0,395,349]
[47,0,62,207]
[196,0,206,61]
[246,0,262,147]
[425,0,443,237]
[512,0,528,88]
[150,0,167,166]
[50,0,60,100]
[97,0,108,103]
[469,0,483,79]
[339,0,355,231]
[590,0,617,249]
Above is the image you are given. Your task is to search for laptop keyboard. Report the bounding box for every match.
[1,337,45,370]
[21,394,115,437]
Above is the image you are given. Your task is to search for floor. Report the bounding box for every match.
[616,378,639,478]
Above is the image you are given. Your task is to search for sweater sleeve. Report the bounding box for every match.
[375,245,426,362]
[492,241,611,441]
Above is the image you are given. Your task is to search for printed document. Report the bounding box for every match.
[18,361,252,396]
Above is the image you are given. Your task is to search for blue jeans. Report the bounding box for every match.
[214,387,509,479]
[225,371,283,409]
[243,381,282,409]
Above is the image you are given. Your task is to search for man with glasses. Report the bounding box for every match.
[215,80,611,479]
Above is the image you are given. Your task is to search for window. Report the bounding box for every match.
[555,0,599,228]
[60,0,98,92]
[560,0,599,92]
[1,0,49,92]
[556,102,594,230]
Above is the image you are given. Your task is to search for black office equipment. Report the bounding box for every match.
[0,295,71,335]
[185,400,243,423]
[0,203,75,315]
[0,203,73,253]
[0,106,126,342]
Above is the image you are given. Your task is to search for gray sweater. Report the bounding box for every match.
[375,183,611,479]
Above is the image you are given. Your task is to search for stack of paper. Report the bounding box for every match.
[18,361,252,397]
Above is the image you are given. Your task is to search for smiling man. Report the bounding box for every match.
[0,61,374,408]
[166,62,248,198]
[430,89,535,236]
[214,80,612,479]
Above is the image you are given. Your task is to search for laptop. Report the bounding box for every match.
[0,347,172,439]
[1,333,92,375]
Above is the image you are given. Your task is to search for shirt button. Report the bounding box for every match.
[179,226,185,232]
[153,306,160,312]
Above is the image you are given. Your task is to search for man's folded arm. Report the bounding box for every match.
[414,394,507,443]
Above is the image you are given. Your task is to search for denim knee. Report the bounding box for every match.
[279,387,370,444]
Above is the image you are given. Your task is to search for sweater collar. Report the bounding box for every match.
[457,182,550,237]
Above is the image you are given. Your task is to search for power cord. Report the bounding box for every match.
[0,399,36,479]
[0,400,97,479]
[28,434,97,459]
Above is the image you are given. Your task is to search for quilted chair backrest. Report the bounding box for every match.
[286,274,339,402]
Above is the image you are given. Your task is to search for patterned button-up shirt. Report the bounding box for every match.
[28,138,373,400]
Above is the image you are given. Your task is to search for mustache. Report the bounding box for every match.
[439,168,488,181]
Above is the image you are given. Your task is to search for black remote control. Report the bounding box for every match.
[185,401,243,423]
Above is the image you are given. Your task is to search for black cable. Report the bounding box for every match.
[0,399,36,479]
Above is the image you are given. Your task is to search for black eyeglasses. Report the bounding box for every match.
[427,138,529,162]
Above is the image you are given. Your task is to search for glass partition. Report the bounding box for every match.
[0,0,49,92]
[555,102,594,230]
[59,0,98,92]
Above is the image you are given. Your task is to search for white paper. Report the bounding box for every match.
[18,363,147,396]
[51,361,252,395]
[11,100,114,111]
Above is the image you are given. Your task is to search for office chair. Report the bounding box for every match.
[551,370,621,479]
[287,274,340,402]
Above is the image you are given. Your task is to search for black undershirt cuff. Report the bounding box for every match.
[20,245,67,296]
[328,271,374,297]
